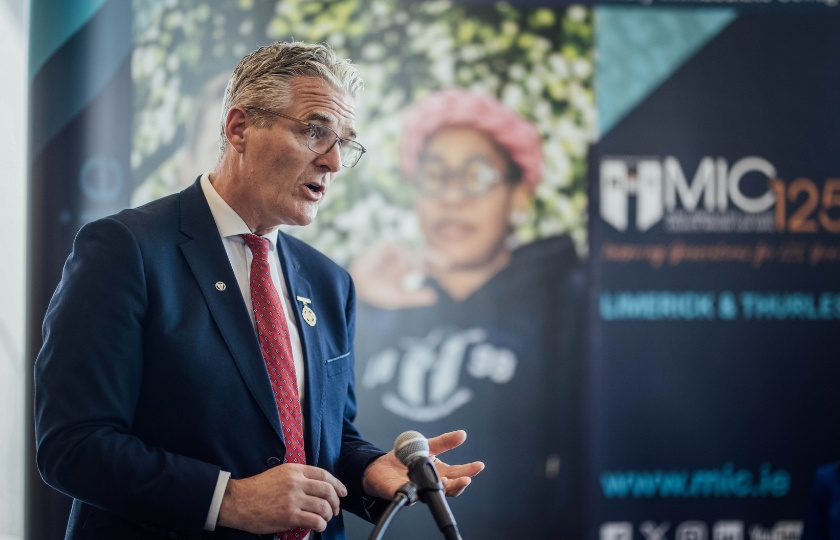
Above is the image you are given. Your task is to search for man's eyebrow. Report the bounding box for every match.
[306,112,358,140]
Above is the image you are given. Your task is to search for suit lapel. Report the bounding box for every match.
[276,232,325,467]
[177,181,284,441]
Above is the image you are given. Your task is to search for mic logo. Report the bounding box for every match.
[600,156,777,232]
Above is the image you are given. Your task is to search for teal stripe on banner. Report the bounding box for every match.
[29,0,132,159]
[29,0,108,80]
[596,7,737,136]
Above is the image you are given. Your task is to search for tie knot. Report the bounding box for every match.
[241,233,270,261]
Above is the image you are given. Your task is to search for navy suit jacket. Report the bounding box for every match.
[35,180,385,540]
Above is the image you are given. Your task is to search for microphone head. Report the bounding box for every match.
[394,430,429,466]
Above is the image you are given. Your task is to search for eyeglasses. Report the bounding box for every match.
[412,156,505,198]
[246,106,366,168]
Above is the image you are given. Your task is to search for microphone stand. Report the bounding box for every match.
[409,459,462,540]
[388,431,463,540]
[368,482,419,540]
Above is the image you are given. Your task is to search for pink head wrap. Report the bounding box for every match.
[398,88,544,190]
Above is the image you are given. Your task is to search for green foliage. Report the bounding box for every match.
[132,0,595,263]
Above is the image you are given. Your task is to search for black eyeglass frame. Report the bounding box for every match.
[245,106,366,168]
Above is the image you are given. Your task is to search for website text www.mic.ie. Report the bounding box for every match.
[600,463,790,499]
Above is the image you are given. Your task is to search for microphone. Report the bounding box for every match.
[394,431,462,540]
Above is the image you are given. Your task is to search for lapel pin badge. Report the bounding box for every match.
[296,296,317,327]
[215,281,226,291]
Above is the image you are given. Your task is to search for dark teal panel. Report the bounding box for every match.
[29,0,108,80]
[29,0,132,159]
[596,7,737,136]
[26,3,133,537]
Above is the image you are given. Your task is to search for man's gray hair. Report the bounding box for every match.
[216,41,363,161]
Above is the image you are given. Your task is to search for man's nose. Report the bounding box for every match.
[316,141,343,172]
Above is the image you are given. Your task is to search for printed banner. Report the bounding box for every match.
[130,1,593,538]
[28,2,840,539]
[27,1,133,537]
[589,10,840,539]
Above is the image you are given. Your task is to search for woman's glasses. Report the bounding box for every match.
[412,156,505,198]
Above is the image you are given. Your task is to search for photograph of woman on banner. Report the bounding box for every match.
[348,88,585,539]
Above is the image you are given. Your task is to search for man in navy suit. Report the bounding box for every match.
[34,41,483,540]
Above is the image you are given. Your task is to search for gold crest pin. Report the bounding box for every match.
[295,296,317,327]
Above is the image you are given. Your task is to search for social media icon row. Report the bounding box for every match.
[600,520,802,540]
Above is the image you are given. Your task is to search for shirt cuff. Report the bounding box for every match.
[204,470,231,531]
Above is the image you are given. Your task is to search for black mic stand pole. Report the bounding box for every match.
[408,458,463,540]
[368,482,419,540]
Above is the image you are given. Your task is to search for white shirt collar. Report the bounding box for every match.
[199,172,279,250]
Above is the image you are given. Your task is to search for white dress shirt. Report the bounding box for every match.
[199,173,309,538]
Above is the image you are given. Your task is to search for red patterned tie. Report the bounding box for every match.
[241,234,309,540]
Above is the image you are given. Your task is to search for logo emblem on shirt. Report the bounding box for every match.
[361,327,518,421]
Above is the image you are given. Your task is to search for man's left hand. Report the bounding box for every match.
[361,430,484,499]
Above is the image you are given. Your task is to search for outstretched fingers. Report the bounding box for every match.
[426,431,485,498]
[434,462,484,497]
[426,430,469,456]
[440,476,473,497]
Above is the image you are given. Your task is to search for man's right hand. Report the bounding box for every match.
[217,463,347,534]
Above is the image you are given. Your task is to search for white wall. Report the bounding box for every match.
[0,0,27,538]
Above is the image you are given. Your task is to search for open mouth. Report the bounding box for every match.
[305,183,323,193]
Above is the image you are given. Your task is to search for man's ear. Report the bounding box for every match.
[224,106,248,154]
